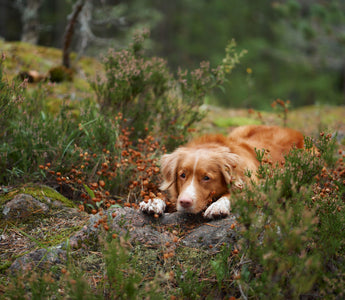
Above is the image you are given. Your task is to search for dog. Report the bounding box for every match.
[139,125,304,219]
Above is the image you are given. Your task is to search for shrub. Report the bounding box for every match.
[44,114,166,213]
[49,65,73,82]
[231,132,345,299]
[102,235,153,299]
[0,65,117,186]
[0,55,165,207]
[0,78,83,184]
[3,234,160,299]
[0,53,26,134]
[91,29,246,150]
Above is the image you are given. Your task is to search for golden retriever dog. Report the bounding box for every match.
[140,125,304,219]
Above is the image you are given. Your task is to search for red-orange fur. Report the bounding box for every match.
[160,125,304,214]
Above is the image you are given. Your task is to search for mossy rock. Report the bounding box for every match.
[0,183,75,208]
[0,184,87,274]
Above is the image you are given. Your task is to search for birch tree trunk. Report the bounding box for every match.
[19,0,43,44]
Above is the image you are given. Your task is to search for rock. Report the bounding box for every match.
[128,226,174,247]
[2,194,49,220]
[4,204,240,280]
[109,207,174,247]
[107,207,237,251]
[9,247,66,273]
[110,207,152,228]
[182,215,238,251]
[68,213,103,250]
[1,187,87,275]
[160,211,205,225]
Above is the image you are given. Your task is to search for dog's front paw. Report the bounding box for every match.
[203,196,231,219]
[139,198,166,215]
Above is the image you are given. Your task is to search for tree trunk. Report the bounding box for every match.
[76,0,93,60]
[62,0,85,68]
[20,0,43,44]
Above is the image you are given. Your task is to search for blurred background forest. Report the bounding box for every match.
[1,0,345,109]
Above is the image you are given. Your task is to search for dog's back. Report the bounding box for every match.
[229,125,304,161]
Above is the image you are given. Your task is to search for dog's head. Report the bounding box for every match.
[160,145,243,214]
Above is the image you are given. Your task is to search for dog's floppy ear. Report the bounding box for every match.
[160,149,184,196]
[218,150,244,190]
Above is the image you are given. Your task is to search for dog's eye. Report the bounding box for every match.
[180,173,186,179]
[203,175,210,181]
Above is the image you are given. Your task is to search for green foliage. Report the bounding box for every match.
[0,80,82,184]
[210,244,233,290]
[49,65,73,82]
[3,271,60,300]
[0,55,164,195]
[0,54,26,132]
[102,236,149,299]
[2,235,159,299]
[91,30,245,149]
[152,0,345,109]
[175,267,206,299]
[232,133,345,299]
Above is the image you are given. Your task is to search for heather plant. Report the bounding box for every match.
[0,56,166,211]
[44,113,166,214]
[271,98,290,127]
[0,54,85,184]
[231,132,345,299]
[91,30,246,149]
[0,53,27,137]
[101,234,159,299]
[3,233,160,299]
[0,79,89,185]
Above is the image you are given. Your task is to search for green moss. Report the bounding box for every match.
[0,260,12,272]
[0,184,75,208]
[131,243,212,279]
[73,77,93,93]
[2,41,61,76]
[0,184,85,276]
[0,40,101,111]
[175,246,212,266]
[79,56,103,77]
[37,225,83,247]
[213,116,261,128]
[131,245,162,277]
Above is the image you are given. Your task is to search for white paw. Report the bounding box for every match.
[203,196,231,219]
[139,198,166,215]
